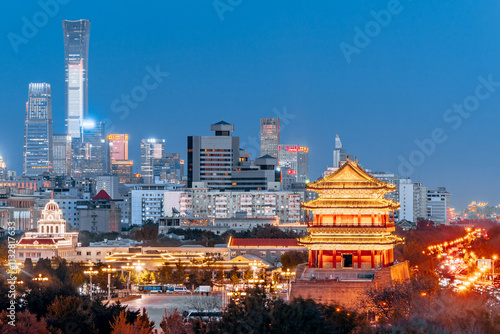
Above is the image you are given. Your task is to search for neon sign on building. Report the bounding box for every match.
[279,145,309,153]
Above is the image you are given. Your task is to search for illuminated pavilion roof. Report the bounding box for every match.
[303,158,399,212]
[307,158,395,191]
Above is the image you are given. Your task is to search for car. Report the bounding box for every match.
[173,286,190,294]
[183,310,222,323]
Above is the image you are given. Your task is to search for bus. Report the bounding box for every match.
[138,285,163,293]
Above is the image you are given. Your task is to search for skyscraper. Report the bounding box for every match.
[107,134,134,182]
[107,134,129,162]
[188,121,279,190]
[141,139,166,184]
[260,118,280,158]
[74,121,106,176]
[0,155,8,180]
[398,179,415,222]
[111,160,133,184]
[63,19,90,139]
[427,187,450,225]
[278,145,309,183]
[52,134,72,175]
[152,153,184,184]
[333,134,347,168]
[23,83,53,175]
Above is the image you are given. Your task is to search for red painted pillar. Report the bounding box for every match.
[308,250,313,268]
[371,250,375,269]
[319,250,323,269]
[332,250,336,269]
[357,250,362,269]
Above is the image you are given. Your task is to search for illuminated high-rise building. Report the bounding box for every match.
[141,138,166,184]
[278,145,309,183]
[152,153,184,184]
[188,121,279,190]
[107,134,130,173]
[63,19,90,139]
[333,134,347,168]
[427,187,450,225]
[52,134,72,175]
[260,118,280,158]
[111,160,133,184]
[23,83,53,176]
[74,121,105,176]
[0,155,7,180]
[107,134,129,162]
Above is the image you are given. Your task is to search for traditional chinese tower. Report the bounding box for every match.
[292,157,409,306]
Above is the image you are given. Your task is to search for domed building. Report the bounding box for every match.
[16,199,79,262]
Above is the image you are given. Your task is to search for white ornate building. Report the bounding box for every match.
[16,199,79,262]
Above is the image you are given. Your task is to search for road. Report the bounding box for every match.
[123,294,222,327]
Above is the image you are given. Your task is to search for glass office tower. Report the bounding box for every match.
[52,134,72,175]
[141,139,166,184]
[260,118,280,158]
[24,83,53,175]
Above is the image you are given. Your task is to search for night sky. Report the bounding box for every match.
[1,0,499,210]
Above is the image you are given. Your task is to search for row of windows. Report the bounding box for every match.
[76,251,111,256]
[19,253,42,258]
[201,149,231,152]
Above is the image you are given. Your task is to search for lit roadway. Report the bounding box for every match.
[122,294,222,325]
[425,228,499,299]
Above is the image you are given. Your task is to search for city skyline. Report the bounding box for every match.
[2,4,500,332]
[2,2,500,209]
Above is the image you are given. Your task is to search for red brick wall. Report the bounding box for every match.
[290,261,410,308]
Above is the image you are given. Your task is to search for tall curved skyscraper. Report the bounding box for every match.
[63,19,90,139]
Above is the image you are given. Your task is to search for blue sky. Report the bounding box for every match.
[1,0,499,210]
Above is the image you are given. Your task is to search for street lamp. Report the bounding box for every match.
[281,268,296,302]
[133,261,145,290]
[84,267,99,299]
[102,265,117,302]
[493,255,498,282]
[121,263,135,295]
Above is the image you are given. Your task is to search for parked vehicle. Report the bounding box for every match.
[194,286,211,294]
[173,286,190,294]
[138,285,162,292]
[183,310,222,323]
